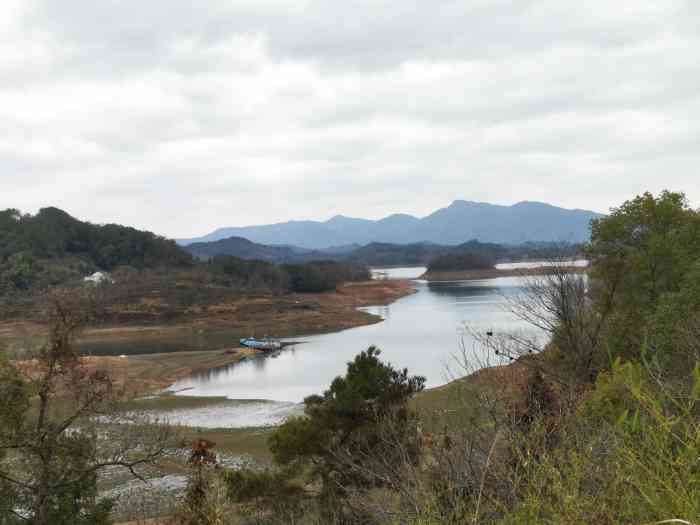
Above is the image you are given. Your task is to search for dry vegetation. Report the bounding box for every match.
[0,279,414,352]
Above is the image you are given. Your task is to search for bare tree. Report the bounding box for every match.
[0,287,177,525]
[472,260,619,389]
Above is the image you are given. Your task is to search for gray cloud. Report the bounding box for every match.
[1,0,698,237]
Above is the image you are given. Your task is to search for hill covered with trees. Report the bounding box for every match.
[0,209,372,325]
[207,255,370,294]
[0,207,193,293]
[186,235,318,263]
[425,240,583,272]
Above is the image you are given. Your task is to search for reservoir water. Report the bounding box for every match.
[170,268,541,409]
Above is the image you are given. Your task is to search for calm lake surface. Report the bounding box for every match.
[170,268,541,407]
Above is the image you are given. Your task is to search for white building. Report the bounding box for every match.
[83,271,113,284]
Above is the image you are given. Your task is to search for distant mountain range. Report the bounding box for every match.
[179,201,604,249]
[183,236,586,268]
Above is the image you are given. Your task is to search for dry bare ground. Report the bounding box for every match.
[1,280,415,346]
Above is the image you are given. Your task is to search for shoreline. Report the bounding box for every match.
[3,279,417,397]
[420,266,588,281]
[79,279,417,347]
[1,279,416,349]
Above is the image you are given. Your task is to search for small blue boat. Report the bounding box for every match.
[239,337,282,351]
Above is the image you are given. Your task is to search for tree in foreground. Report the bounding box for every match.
[223,347,425,524]
[0,288,175,525]
[176,439,233,525]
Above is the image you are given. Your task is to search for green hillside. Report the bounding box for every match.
[0,207,192,293]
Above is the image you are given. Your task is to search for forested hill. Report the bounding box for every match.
[0,207,192,291]
[186,235,319,263]
[0,207,191,268]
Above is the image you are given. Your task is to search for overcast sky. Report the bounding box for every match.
[1,1,698,238]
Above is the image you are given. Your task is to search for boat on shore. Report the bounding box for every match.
[239,336,282,351]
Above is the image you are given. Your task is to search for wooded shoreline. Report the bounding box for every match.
[420,265,588,281]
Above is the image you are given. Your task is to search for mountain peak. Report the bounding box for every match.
[444,200,508,212]
[326,214,364,222]
[448,199,480,207]
[379,213,419,222]
[512,200,553,208]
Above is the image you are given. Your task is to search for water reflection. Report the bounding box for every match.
[78,268,423,357]
[371,267,427,280]
[171,270,541,403]
[77,328,250,357]
[362,304,391,320]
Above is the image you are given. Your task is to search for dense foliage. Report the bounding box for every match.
[0,207,192,293]
[0,209,372,320]
[487,191,700,523]
[588,191,700,362]
[426,252,497,272]
[345,240,583,269]
[269,346,425,469]
[206,256,370,294]
[282,260,370,293]
[0,207,192,269]
[184,234,585,269]
[426,239,583,272]
[342,242,450,267]
[226,347,425,523]
[208,255,291,293]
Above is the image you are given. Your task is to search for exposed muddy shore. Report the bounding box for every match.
[2,280,417,396]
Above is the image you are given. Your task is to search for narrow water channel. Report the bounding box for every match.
[170,268,541,408]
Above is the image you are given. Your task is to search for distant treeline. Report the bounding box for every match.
[209,256,370,293]
[426,240,583,272]
[427,252,497,272]
[184,237,586,269]
[0,206,583,297]
[423,240,506,271]
[0,208,369,297]
[342,242,447,267]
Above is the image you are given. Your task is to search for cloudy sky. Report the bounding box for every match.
[1,1,698,238]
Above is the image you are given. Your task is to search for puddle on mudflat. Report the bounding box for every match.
[136,399,304,428]
[156,400,304,428]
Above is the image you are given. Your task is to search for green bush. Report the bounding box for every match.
[501,360,700,524]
